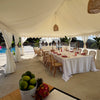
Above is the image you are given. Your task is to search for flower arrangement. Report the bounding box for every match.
[35,78,49,100]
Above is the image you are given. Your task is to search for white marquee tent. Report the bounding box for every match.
[0,0,100,74]
[0,0,100,37]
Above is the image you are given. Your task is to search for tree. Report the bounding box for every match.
[0,33,5,43]
[71,37,77,42]
[93,37,100,49]
[60,36,70,44]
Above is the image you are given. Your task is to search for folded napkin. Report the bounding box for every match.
[81,53,86,55]
[70,51,74,52]
[57,53,61,55]
[54,52,57,54]
[62,55,68,58]
[76,52,79,54]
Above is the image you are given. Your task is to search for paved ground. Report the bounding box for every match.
[0,56,100,100]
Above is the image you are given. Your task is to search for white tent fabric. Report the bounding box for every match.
[82,36,89,48]
[2,30,16,74]
[14,35,21,62]
[21,37,27,55]
[0,0,100,37]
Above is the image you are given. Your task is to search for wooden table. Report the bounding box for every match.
[0,84,53,100]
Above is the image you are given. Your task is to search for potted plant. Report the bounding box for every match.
[19,71,37,100]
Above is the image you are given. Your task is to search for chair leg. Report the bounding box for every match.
[50,66,53,72]
[54,67,57,77]
[46,62,49,68]
[61,66,63,73]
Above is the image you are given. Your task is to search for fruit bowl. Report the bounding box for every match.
[19,71,37,100]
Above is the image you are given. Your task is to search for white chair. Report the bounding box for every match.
[83,49,88,55]
[89,51,96,60]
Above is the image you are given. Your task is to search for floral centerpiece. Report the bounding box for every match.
[35,78,49,100]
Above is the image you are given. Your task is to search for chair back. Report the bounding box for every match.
[83,49,88,55]
[73,48,76,51]
[78,49,82,54]
[89,51,96,60]
[50,55,56,66]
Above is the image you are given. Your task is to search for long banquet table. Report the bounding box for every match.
[51,51,98,82]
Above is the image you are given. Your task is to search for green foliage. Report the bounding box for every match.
[18,42,21,47]
[93,37,100,49]
[0,33,5,44]
[12,50,15,55]
[25,41,29,43]
[71,37,77,42]
[33,38,41,43]
[0,42,6,47]
[23,38,41,46]
[90,42,97,49]
[12,41,14,44]
[60,36,70,44]
[11,41,15,47]
[33,38,40,47]
[34,42,39,47]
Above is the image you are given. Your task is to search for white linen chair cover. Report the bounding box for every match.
[15,35,21,62]
[89,51,96,60]
[2,31,16,74]
[21,37,27,55]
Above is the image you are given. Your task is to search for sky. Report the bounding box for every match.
[76,35,95,40]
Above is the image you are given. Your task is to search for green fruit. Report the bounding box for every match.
[30,78,36,85]
[19,80,28,90]
[19,79,23,86]
[31,74,35,78]
[21,73,27,78]
[22,76,31,81]
[28,85,35,90]
[19,78,23,82]
[25,71,32,77]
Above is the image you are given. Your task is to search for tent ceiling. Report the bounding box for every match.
[0,0,100,37]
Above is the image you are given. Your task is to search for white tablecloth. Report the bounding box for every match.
[51,52,98,82]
